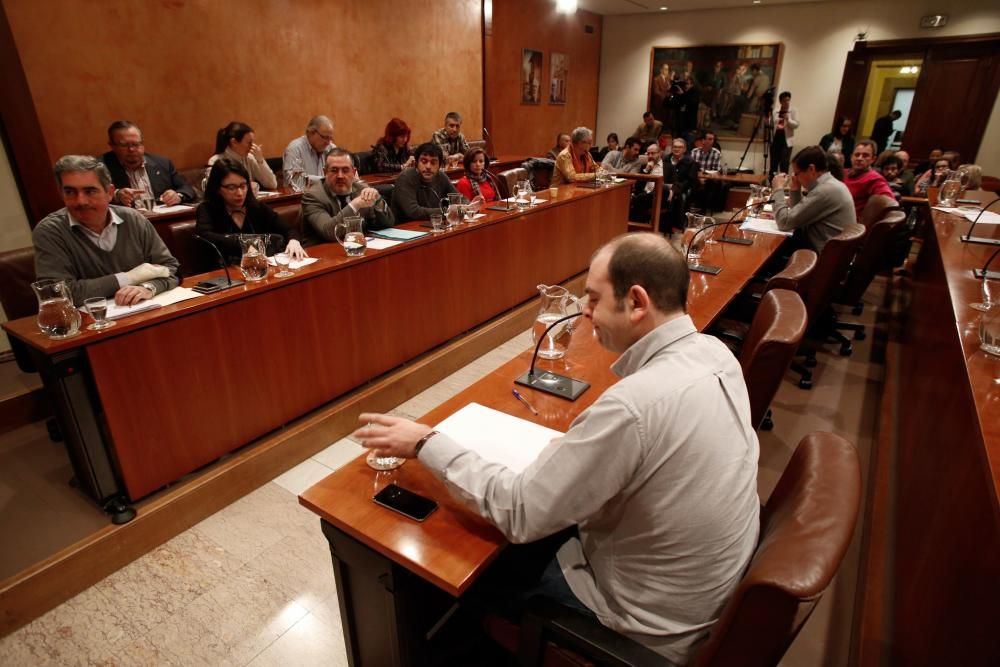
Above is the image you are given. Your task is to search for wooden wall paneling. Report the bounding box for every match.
[831,49,870,136]
[3,0,483,175]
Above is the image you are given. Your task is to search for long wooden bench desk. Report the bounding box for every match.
[298,226,787,665]
[2,180,629,511]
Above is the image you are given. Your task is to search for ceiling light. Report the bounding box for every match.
[753,0,762,4]
[899,66,910,73]
[660,6,668,9]
[556,0,577,12]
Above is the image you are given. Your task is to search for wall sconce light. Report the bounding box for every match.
[556,0,578,13]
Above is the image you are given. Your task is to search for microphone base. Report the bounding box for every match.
[688,263,723,275]
[961,235,1000,246]
[719,235,753,245]
[191,276,245,294]
[973,269,1000,280]
[515,370,590,401]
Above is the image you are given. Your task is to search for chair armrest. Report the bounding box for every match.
[518,596,667,666]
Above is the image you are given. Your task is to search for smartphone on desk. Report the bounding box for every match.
[373,483,438,522]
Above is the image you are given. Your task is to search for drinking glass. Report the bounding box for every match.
[980,304,1000,357]
[430,212,445,233]
[684,215,707,265]
[971,278,997,312]
[85,297,116,331]
[274,252,293,278]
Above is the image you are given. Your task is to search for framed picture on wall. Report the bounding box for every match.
[550,52,568,104]
[522,49,543,104]
[648,43,783,140]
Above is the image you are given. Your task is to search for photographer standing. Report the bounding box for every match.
[770,91,798,177]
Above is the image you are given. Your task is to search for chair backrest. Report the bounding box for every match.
[763,248,817,298]
[166,221,216,276]
[497,167,528,200]
[179,167,207,199]
[802,224,866,326]
[274,203,302,235]
[355,150,376,175]
[858,194,899,228]
[692,432,861,667]
[739,289,808,430]
[981,176,1000,195]
[838,209,907,306]
[468,139,487,152]
[373,183,394,206]
[0,246,38,321]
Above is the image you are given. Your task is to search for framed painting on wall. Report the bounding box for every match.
[522,49,543,104]
[648,44,783,139]
[550,52,568,104]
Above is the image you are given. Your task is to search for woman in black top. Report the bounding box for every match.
[196,158,307,263]
[372,118,415,173]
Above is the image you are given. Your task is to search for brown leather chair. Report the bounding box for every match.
[739,289,807,431]
[497,167,528,200]
[166,221,215,276]
[716,248,817,331]
[792,224,866,387]
[487,432,861,667]
[858,193,899,228]
[831,210,907,347]
[0,247,39,372]
[273,203,302,235]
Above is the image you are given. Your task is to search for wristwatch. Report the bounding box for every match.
[141,282,157,296]
[414,430,439,458]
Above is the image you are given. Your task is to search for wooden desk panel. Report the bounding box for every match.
[299,227,785,597]
[5,182,630,502]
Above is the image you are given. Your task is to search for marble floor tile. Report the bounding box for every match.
[245,525,337,613]
[93,528,244,637]
[246,612,347,667]
[271,457,334,497]
[311,437,365,472]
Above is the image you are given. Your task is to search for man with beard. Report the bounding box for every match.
[392,143,469,222]
[33,155,180,306]
[844,140,894,220]
[301,148,395,246]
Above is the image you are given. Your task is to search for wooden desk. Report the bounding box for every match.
[700,171,763,186]
[3,181,629,507]
[879,207,1000,663]
[298,229,786,665]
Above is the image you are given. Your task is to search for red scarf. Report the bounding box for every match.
[570,146,594,175]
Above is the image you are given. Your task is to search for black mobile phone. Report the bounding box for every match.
[373,484,438,522]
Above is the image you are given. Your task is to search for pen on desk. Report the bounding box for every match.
[511,389,539,416]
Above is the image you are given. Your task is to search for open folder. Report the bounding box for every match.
[433,402,564,473]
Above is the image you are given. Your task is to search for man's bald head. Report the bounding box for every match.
[595,233,689,314]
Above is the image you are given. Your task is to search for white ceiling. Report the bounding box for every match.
[576,0,830,15]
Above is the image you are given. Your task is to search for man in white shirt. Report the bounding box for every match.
[282,116,336,186]
[356,233,761,664]
[770,91,799,177]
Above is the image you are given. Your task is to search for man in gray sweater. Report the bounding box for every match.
[391,142,467,222]
[33,155,180,306]
[771,145,855,253]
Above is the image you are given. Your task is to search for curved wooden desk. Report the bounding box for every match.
[298,227,786,665]
[3,181,629,505]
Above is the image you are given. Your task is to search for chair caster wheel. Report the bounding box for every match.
[839,344,853,356]
[798,379,813,390]
[804,357,818,368]
[761,417,774,431]
[852,304,863,316]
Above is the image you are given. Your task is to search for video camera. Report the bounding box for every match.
[761,87,776,114]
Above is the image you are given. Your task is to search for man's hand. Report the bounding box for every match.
[353,413,433,459]
[403,155,415,169]
[114,285,153,306]
[117,188,142,207]
[160,189,182,206]
[350,187,380,210]
[284,239,308,260]
[789,173,801,191]
[771,173,788,190]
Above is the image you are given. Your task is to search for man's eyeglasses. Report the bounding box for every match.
[312,129,335,142]
[221,183,249,192]
[325,167,353,175]
[114,142,144,150]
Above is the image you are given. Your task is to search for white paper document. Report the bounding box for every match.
[99,286,203,320]
[434,402,564,473]
[256,191,280,198]
[740,217,793,236]
[365,238,403,250]
[152,204,194,214]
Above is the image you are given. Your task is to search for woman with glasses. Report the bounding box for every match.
[206,121,277,191]
[196,159,306,262]
[914,157,952,196]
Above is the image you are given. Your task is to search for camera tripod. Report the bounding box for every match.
[736,102,773,176]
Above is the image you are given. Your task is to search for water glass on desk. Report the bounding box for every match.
[970,278,997,312]
[430,212,445,233]
[85,297,116,331]
[980,304,1000,357]
[274,252,293,278]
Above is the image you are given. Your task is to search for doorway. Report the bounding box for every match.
[856,58,921,151]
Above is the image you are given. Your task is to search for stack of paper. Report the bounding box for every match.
[434,402,564,473]
[371,228,429,241]
[740,217,793,236]
[102,286,203,320]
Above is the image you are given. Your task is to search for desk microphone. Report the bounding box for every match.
[483,127,496,161]
[719,199,774,245]
[961,196,1000,246]
[684,220,741,275]
[974,244,1000,281]
[514,312,590,401]
[192,235,244,293]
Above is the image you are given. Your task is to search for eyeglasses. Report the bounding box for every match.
[312,129,335,142]
[114,142,144,150]
[220,183,249,192]
[325,167,354,175]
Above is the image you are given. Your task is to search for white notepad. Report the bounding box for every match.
[740,217,793,236]
[433,402,564,473]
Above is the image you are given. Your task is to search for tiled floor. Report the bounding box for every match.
[0,285,882,666]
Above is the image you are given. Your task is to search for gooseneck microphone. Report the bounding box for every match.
[961,196,1000,247]
[719,198,775,245]
[192,235,244,293]
[974,244,1000,281]
[514,312,590,401]
[483,127,496,161]
[684,220,740,275]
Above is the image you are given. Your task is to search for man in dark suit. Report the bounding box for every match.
[100,120,196,207]
[662,137,700,233]
[300,148,394,247]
